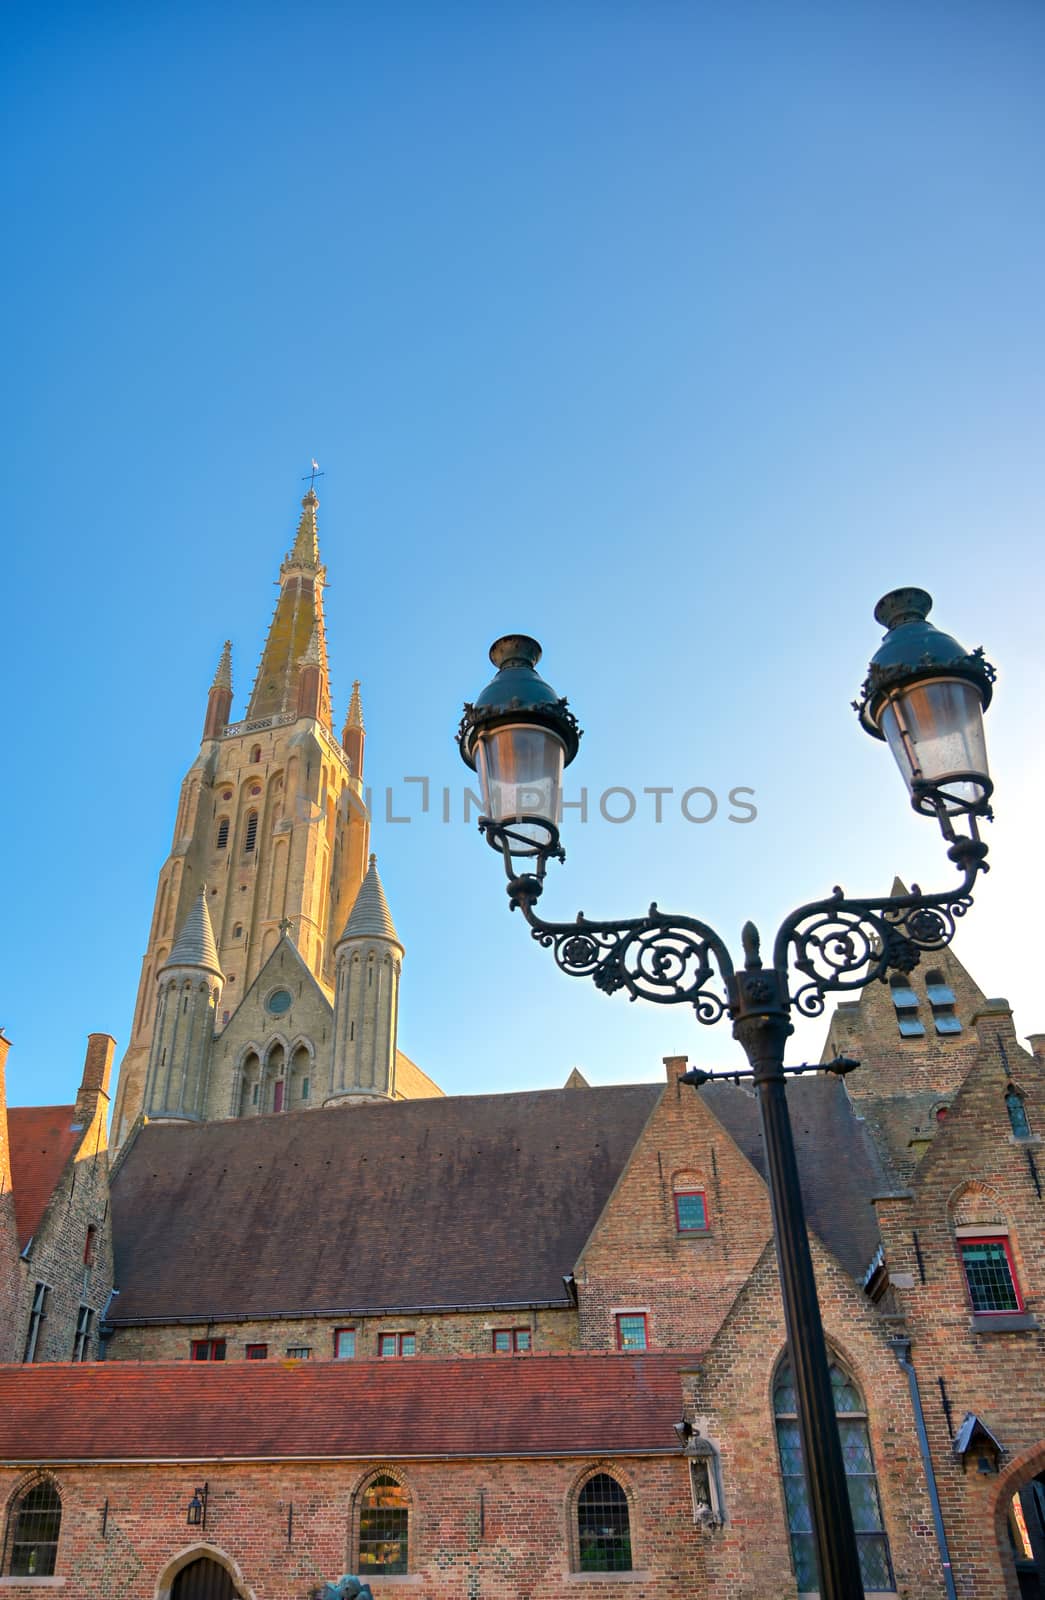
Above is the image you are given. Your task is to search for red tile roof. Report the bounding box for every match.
[0,1353,695,1463]
[8,1106,81,1247]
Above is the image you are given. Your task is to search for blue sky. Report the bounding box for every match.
[2,0,1042,1107]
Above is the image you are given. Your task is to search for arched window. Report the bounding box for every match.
[576,1472,632,1572]
[773,1359,892,1592]
[6,1478,62,1576]
[358,1473,409,1575]
[1007,1086,1031,1139]
[250,745,262,764]
[244,811,259,853]
[215,817,230,850]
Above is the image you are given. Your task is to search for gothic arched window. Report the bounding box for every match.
[1007,1086,1031,1139]
[773,1359,892,1593]
[576,1472,632,1572]
[6,1478,62,1576]
[358,1473,409,1575]
[250,745,262,764]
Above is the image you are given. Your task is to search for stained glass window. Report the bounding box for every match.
[577,1474,632,1572]
[1007,1089,1031,1140]
[359,1475,409,1574]
[773,1360,893,1592]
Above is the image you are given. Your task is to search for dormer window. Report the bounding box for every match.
[926,969,962,1035]
[890,975,924,1037]
[1006,1087,1031,1140]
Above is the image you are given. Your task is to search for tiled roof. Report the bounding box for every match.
[339,854,399,944]
[110,1084,661,1323]
[7,1106,81,1247]
[701,1074,889,1278]
[166,888,222,973]
[0,1353,692,1463]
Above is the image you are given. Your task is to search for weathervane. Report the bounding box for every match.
[302,458,324,493]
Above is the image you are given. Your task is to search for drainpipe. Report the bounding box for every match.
[890,1338,958,1600]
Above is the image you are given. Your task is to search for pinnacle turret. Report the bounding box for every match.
[166,888,223,975]
[339,855,401,946]
[345,680,365,731]
[283,489,321,573]
[211,640,233,693]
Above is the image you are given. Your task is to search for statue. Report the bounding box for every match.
[310,1580,374,1600]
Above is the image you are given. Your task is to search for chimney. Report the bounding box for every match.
[76,1033,115,1123]
[664,1054,689,1084]
[1027,1035,1045,1065]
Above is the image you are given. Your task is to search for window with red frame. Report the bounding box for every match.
[674,1190,709,1233]
[492,1328,532,1353]
[379,1332,416,1357]
[960,1236,1022,1313]
[245,1343,268,1360]
[614,1313,648,1352]
[334,1327,356,1359]
[190,1339,227,1360]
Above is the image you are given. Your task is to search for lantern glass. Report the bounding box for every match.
[474,723,565,850]
[878,676,990,814]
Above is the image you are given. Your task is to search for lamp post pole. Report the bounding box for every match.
[457,589,996,1600]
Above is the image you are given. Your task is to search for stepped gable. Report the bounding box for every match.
[110,1083,662,1323]
[7,1105,80,1247]
[700,1073,890,1278]
[0,1352,690,1462]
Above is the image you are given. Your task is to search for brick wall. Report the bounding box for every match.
[0,1032,22,1364]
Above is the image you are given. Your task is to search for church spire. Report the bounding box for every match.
[246,485,332,728]
[202,641,234,740]
[342,680,366,778]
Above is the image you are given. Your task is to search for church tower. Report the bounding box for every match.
[111,485,373,1144]
[329,854,405,1103]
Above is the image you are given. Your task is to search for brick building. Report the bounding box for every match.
[1,484,1043,1599]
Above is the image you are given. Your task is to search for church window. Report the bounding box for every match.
[252,1082,259,1105]
[244,811,259,853]
[926,969,962,1035]
[1007,1087,1031,1139]
[23,1284,49,1363]
[233,924,242,939]
[576,1473,632,1572]
[266,988,293,1015]
[286,1346,312,1360]
[250,745,262,763]
[774,1358,893,1592]
[334,1328,356,1359]
[674,1189,709,1233]
[5,1478,62,1576]
[379,1332,415,1357]
[301,1077,310,1100]
[245,1344,268,1360]
[889,974,924,1037]
[216,817,230,850]
[191,1339,227,1360]
[960,1237,1022,1314]
[492,1328,532,1353]
[71,1305,93,1362]
[614,1312,648,1352]
[358,1474,409,1576]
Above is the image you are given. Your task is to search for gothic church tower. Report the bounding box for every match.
[111,486,376,1144]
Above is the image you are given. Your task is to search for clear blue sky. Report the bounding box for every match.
[2,1,1042,1107]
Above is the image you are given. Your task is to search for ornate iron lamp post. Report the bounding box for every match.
[458,589,995,1600]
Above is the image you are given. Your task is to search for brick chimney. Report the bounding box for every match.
[664,1054,690,1084]
[75,1033,115,1124]
[1027,1035,1045,1064]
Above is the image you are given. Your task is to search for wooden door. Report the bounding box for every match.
[171,1556,238,1600]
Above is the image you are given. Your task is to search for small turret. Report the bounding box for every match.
[328,855,403,1102]
[202,641,234,740]
[144,889,224,1121]
[342,680,365,778]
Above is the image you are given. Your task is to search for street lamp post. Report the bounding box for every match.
[457,588,995,1600]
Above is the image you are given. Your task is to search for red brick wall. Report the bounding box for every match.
[0,1033,22,1364]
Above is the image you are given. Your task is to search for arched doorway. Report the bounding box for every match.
[1008,1475,1045,1597]
[172,1557,238,1600]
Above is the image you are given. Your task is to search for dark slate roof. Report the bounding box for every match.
[0,1352,692,1462]
[8,1106,80,1247]
[110,1084,662,1323]
[700,1074,890,1278]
